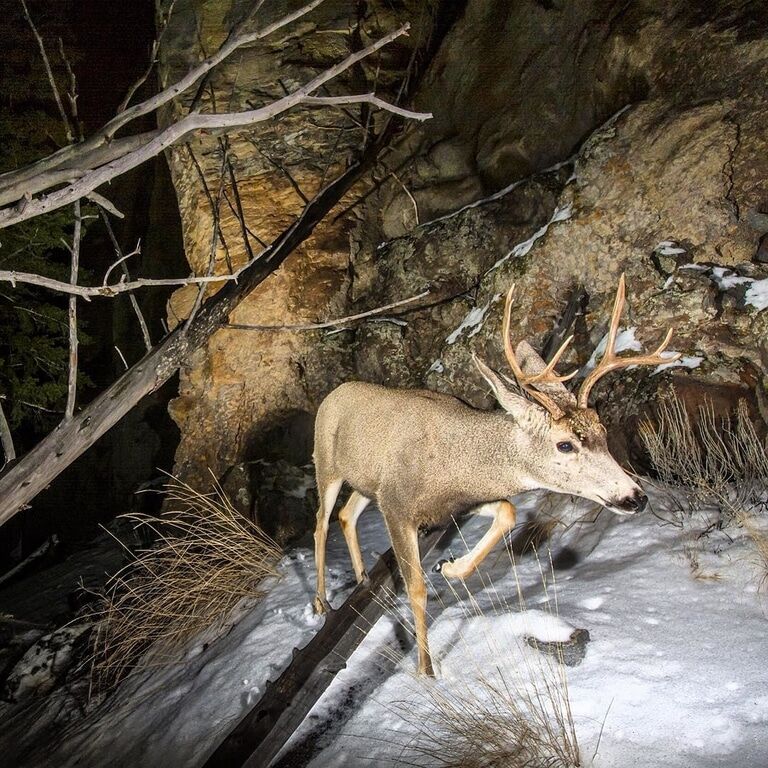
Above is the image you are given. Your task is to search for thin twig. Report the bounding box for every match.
[253,143,309,204]
[226,290,429,331]
[57,37,81,140]
[186,142,233,273]
[226,156,256,262]
[184,144,230,330]
[117,0,177,113]
[100,209,152,351]
[20,0,74,142]
[0,266,255,299]
[390,170,419,225]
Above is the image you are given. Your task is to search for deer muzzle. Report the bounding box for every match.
[610,489,648,515]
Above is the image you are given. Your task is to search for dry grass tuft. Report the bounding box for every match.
[640,395,768,524]
[399,664,580,768]
[89,474,280,693]
[641,393,768,583]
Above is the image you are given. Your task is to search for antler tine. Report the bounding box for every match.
[577,275,681,409]
[602,272,626,366]
[500,284,569,419]
[502,285,528,382]
[528,335,578,384]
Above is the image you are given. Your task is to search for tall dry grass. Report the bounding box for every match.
[640,396,768,522]
[89,475,280,693]
[640,394,768,580]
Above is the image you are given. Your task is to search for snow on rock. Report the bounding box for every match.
[491,203,573,271]
[582,326,643,372]
[710,266,753,290]
[681,264,768,312]
[745,278,768,311]
[445,295,500,344]
[652,350,704,376]
[654,240,687,256]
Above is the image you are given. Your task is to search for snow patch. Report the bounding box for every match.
[711,266,753,290]
[582,327,643,372]
[445,294,501,344]
[427,359,444,374]
[651,351,704,376]
[491,203,573,271]
[654,240,687,256]
[745,278,768,311]
[502,608,576,643]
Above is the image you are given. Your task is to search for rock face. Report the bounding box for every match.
[160,0,768,540]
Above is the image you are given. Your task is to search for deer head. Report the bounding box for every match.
[475,275,679,515]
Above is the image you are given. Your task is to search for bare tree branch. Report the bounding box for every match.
[0,149,382,528]
[0,0,327,196]
[20,0,74,142]
[0,266,252,298]
[187,142,234,273]
[226,290,429,331]
[117,0,177,114]
[57,37,81,139]
[64,200,81,418]
[184,144,229,329]
[226,155,257,262]
[0,25,430,229]
[0,400,15,466]
[0,133,154,208]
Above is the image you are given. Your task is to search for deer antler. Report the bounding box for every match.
[577,274,680,409]
[502,285,577,420]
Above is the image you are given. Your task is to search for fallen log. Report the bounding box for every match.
[202,522,461,768]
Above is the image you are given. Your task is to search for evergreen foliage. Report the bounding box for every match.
[0,0,91,442]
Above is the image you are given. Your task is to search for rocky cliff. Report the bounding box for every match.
[159,0,768,540]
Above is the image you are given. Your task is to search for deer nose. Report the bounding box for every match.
[616,490,647,513]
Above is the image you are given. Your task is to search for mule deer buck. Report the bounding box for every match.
[313,275,678,676]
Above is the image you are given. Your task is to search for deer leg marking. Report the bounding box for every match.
[313,478,343,615]
[388,522,435,677]
[436,500,516,580]
[338,491,370,583]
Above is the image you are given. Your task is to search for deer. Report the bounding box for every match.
[312,275,678,676]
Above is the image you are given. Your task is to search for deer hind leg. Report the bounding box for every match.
[434,500,517,580]
[387,521,435,677]
[313,477,343,615]
[338,491,371,584]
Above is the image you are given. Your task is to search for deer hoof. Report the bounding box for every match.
[432,551,456,573]
[313,595,331,615]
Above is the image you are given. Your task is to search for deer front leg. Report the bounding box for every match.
[338,491,371,584]
[434,500,516,580]
[388,522,435,677]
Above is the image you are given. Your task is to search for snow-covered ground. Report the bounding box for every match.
[2,490,768,767]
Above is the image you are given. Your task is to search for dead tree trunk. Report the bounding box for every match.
[0,157,372,528]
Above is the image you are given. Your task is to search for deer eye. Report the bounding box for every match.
[557,441,575,453]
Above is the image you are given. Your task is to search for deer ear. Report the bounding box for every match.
[473,354,547,424]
